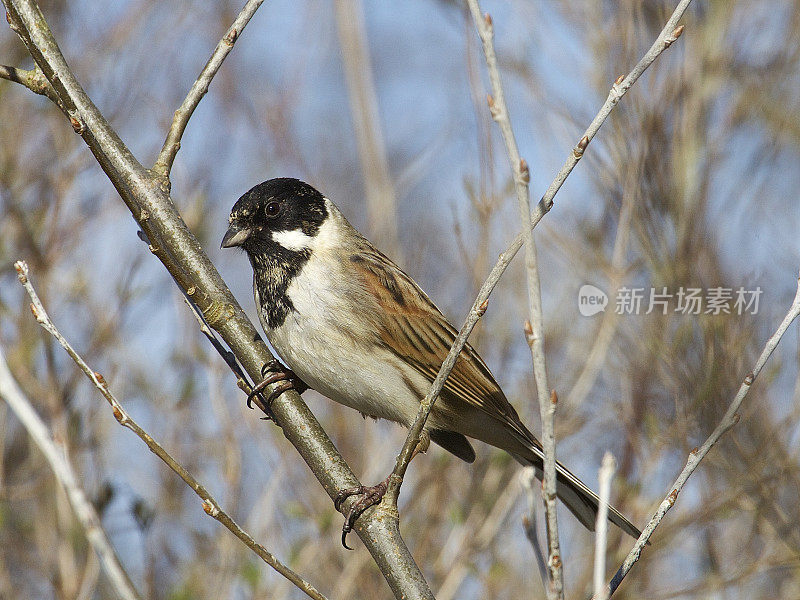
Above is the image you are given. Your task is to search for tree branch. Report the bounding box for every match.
[384,0,692,531]
[600,272,800,598]
[0,63,63,109]
[14,261,330,600]
[0,344,141,600]
[2,2,433,597]
[538,1,691,215]
[465,1,562,592]
[152,0,264,180]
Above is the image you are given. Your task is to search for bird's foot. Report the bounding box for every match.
[246,359,308,419]
[334,476,391,549]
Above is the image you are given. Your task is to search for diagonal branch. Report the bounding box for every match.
[153,0,264,179]
[538,1,691,215]
[0,343,141,600]
[384,0,692,537]
[599,272,800,598]
[14,260,330,600]
[2,2,433,597]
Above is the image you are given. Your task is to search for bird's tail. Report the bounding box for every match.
[517,453,642,540]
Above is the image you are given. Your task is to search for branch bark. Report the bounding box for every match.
[1,2,432,597]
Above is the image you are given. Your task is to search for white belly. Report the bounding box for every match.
[257,256,427,427]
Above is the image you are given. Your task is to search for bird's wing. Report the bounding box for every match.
[349,243,533,443]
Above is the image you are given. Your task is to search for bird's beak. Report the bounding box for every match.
[221,223,252,249]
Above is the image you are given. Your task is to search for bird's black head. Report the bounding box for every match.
[221,178,328,252]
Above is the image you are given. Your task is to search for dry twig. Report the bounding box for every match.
[593,452,616,600]
[0,347,141,600]
[153,0,265,179]
[14,260,329,600]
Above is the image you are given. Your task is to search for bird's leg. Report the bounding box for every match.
[246,359,308,419]
[334,432,430,549]
[334,476,391,549]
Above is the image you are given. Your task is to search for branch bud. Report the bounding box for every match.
[477,298,489,316]
[224,28,239,45]
[487,94,501,119]
[484,12,492,27]
[69,115,84,134]
[664,24,685,48]
[614,74,625,85]
[550,389,558,405]
[523,320,534,346]
[519,158,530,184]
[573,135,589,158]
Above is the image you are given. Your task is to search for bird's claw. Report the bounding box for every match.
[335,477,390,549]
[246,359,308,419]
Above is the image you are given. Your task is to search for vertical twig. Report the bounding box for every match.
[466,1,562,594]
[593,452,617,600]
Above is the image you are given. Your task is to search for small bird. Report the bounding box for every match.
[222,178,641,543]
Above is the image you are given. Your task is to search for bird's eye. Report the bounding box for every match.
[265,201,281,217]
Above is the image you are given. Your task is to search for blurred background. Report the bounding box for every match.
[2,0,800,598]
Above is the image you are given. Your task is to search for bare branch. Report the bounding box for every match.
[14,260,330,600]
[385,233,525,504]
[152,0,264,179]
[593,453,616,600]
[538,1,692,215]
[0,63,63,109]
[384,0,692,537]
[0,346,141,600]
[601,272,800,598]
[2,2,434,596]
[466,1,562,593]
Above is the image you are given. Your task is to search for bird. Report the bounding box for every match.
[222,177,641,545]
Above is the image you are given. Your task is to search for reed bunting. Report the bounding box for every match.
[222,178,640,544]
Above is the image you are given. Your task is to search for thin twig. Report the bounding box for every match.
[599,272,800,598]
[593,452,616,600]
[152,0,264,178]
[0,348,142,600]
[14,261,330,600]
[384,0,691,522]
[537,1,691,215]
[466,1,561,593]
[385,229,529,505]
[0,63,64,109]
[520,466,549,589]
